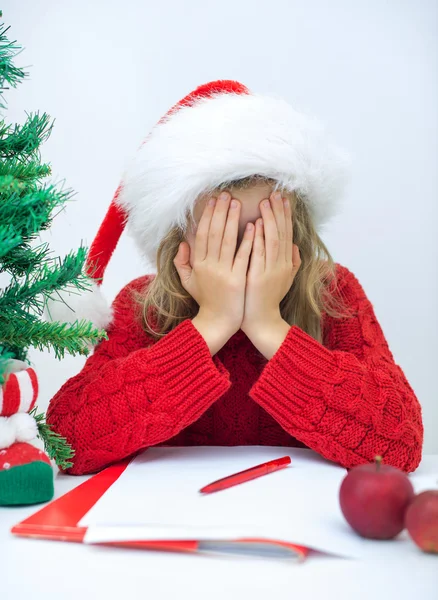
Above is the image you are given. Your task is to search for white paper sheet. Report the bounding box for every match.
[80,446,432,558]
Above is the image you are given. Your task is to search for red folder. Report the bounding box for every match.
[11,459,309,560]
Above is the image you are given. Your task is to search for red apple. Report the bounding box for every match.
[339,456,414,539]
[405,490,438,553]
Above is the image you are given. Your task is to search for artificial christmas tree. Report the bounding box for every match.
[0,13,107,504]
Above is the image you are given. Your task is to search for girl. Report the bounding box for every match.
[46,80,423,476]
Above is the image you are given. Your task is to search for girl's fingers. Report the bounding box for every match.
[233,221,255,274]
[270,191,287,261]
[260,197,279,266]
[248,217,265,275]
[220,198,240,266]
[194,196,216,262]
[284,196,293,263]
[208,191,232,261]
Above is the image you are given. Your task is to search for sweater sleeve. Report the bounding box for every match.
[46,277,231,475]
[248,265,423,473]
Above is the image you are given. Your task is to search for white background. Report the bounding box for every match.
[2,1,437,451]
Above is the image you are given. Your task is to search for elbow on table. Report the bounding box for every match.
[382,436,423,474]
[58,446,123,477]
[338,436,423,474]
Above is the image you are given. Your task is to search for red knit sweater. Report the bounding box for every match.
[46,264,423,476]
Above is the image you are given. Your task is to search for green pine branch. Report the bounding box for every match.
[0,22,27,110]
[0,241,51,277]
[0,223,21,259]
[0,112,53,158]
[0,182,73,235]
[0,346,15,385]
[0,316,107,359]
[1,345,27,365]
[0,246,96,315]
[29,407,74,470]
[0,156,52,183]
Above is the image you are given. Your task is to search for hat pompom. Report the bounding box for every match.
[0,411,38,449]
[9,413,38,445]
[0,416,15,449]
[44,280,113,331]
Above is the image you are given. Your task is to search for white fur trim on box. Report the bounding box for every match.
[117,92,352,264]
[0,413,38,449]
[44,280,113,331]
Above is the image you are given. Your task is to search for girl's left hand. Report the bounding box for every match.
[241,191,301,336]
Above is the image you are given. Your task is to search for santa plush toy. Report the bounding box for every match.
[0,360,54,505]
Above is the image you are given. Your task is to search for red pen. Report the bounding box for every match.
[199,456,291,494]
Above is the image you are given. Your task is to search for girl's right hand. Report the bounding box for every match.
[174,191,255,337]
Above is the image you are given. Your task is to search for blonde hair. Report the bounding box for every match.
[132,176,352,343]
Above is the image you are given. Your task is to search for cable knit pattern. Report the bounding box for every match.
[46,265,423,475]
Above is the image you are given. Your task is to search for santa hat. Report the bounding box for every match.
[48,79,351,331]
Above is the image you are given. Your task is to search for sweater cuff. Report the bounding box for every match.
[249,325,341,413]
[142,318,231,423]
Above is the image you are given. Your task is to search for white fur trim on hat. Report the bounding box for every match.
[0,413,38,449]
[117,92,351,264]
[44,280,113,331]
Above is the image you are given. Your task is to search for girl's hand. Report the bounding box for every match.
[241,191,301,337]
[174,192,255,337]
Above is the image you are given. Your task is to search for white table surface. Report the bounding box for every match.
[1,453,437,600]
